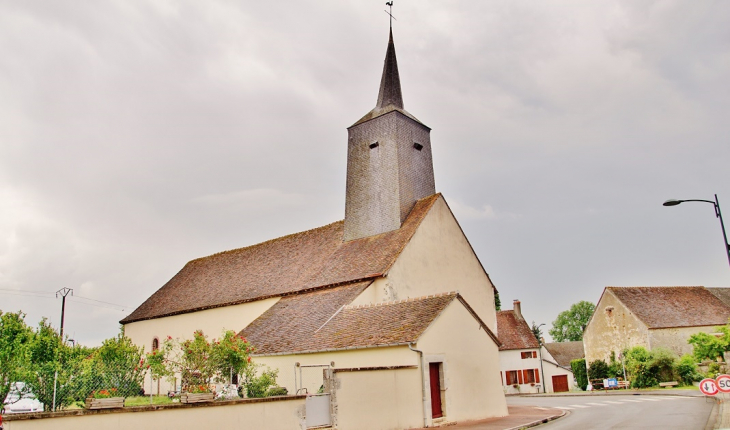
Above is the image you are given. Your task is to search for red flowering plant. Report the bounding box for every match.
[91,388,119,399]
[145,330,254,394]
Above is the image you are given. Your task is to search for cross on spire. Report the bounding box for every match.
[385,1,396,29]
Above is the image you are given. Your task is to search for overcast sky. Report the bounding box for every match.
[1,0,729,345]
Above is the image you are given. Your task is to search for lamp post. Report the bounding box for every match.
[663,194,730,268]
[537,323,546,393]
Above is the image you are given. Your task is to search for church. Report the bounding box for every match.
[122,28,508,428]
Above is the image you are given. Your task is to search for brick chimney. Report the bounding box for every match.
[513,300,523,320]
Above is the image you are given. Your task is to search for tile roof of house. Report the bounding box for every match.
[607,286,730,329]
[707,288,730,308]
[121,194,441,324]
[496,310,540,351]
[544,341,585,368]
[241,289,499,355]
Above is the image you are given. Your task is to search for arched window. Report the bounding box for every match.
[152,338,159,351]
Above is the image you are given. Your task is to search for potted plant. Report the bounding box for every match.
[85,388,125,409]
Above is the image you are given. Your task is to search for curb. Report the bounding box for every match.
[520,391,699,398]
[503,409,567,430]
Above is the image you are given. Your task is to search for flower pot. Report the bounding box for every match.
[181,392,215,404]
[85,397,125,409]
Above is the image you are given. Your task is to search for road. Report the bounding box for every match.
[507,394,714,429]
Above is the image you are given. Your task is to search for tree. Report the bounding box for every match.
[587,359,609,380]
[548,301,595,342]
[0,310,33,410]
[494,291,501,311]
[531,321,543,344]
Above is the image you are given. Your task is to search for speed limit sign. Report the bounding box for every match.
[717,375,730,393]
[700,378,719,396]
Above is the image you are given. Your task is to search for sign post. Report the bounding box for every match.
[699,378,720,397]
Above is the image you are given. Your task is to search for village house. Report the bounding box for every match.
[121,28,508,428]
[583,286,730,365]
[541,341,583,393]
[497,300,543,394]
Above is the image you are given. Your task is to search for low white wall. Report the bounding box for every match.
[330,367,423,430]
[3,396,305,430]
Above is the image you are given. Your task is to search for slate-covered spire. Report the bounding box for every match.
[376,28,404,109]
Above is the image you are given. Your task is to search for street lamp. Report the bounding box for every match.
[663,194,730,267]
[536,323,546,394]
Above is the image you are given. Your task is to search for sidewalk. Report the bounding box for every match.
[412,405,565,430]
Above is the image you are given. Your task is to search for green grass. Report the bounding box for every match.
[124,395,176,406]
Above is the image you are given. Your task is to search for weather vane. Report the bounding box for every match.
[385,1,396,29]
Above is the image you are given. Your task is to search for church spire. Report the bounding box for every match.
[376,29,404,110]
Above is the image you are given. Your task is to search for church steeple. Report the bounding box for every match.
[343,29,436,242]
[376,29,403,110]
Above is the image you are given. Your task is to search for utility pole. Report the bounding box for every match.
[56,287,73,341]
[53,287,72,411]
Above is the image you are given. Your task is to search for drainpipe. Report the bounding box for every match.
[409,342,428,428]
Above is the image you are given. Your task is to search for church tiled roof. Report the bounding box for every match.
[606,286,730,329]
[121,193,441,324]
[242,290,499,355]
[496,310,540,351]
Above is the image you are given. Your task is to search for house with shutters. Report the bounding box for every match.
[583,286,730,365]
[121,28,508,428]
[497,300,544,394]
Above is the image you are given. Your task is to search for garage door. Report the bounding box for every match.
[552,375,569,393]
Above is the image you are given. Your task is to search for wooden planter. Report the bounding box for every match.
[86,397,125,409]
[181,392,215,404]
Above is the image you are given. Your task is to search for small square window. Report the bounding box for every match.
[369,142,379,149]
[413,142,423,151]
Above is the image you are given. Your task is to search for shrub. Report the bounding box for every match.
[650,348,679,383]
[243,366,279,398]
[587,359,609,380]
[265,386,288,397]
[624,346,658,388]
[571,358,588,391]
[676,354,701,384]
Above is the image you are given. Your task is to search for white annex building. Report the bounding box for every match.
[122,28,508,429]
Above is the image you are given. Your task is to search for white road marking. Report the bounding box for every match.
[568,404,590,408]
[586,402,608,406]
[603,401,625,404]
[620,399,643,402]
[554,406,574,410]
[640,398,660,401]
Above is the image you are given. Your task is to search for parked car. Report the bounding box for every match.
[3,383,43,414]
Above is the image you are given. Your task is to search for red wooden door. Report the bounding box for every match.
[552,375,569,393]
[429,363,443,418]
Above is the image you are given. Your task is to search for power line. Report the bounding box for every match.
[0,288,129,311]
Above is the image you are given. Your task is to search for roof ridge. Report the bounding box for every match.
[344,291,458,310]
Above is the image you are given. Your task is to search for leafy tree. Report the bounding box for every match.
[549,301,595,342]
[147,330,253,392]
[688,331,729,361]
[69,331,145,400]
[570,358,588,391]
[0,310,34,410]
[587,359,609,380]
[24,318,82,410]
[494,291,501,311]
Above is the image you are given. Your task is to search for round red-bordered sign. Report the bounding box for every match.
[716,375,730,393]
[700,378,719,396]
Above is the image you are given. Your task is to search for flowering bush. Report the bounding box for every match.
[146,330,254,393]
